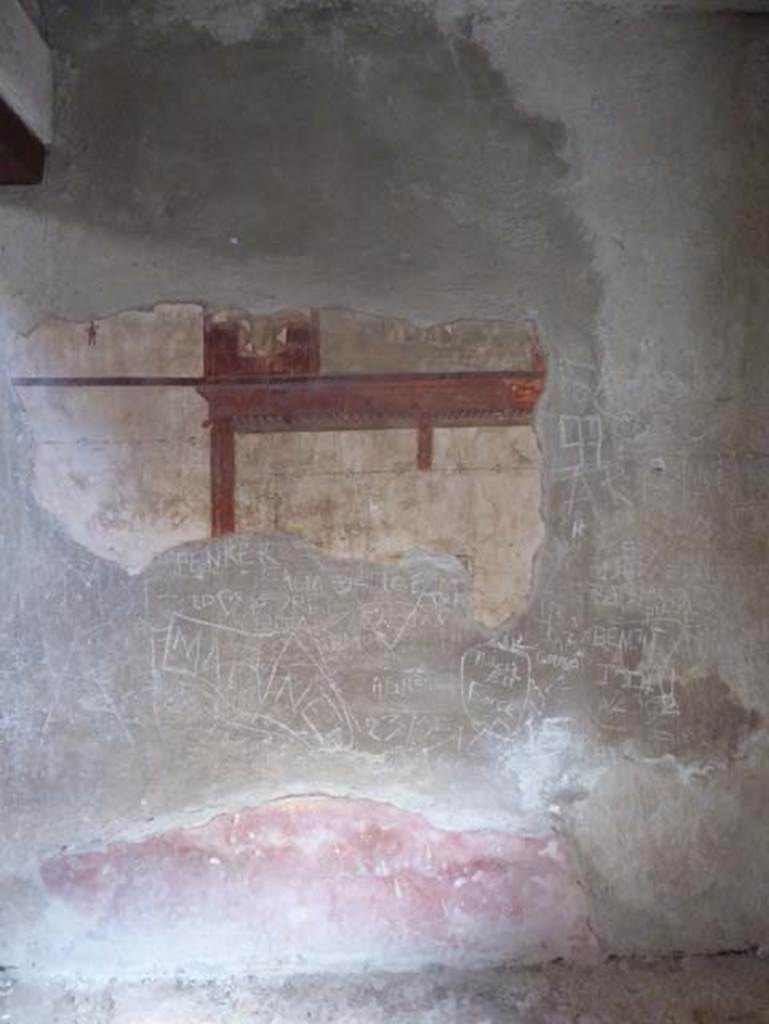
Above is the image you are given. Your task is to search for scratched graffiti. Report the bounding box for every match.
[4,344,767,850]
[521,339,766,757]
[141,535,486,754]
[5,526,569,777]
[10,500,760,781]
[160,613,355,748]
[460,634,543,744]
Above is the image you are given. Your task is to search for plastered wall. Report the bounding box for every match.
[1,0,769,976]
[10,305,544,624]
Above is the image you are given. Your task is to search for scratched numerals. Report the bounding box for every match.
[461,634,544,744]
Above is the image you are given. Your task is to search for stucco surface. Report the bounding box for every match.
[10,304,543,621]
[1,0,769,981]
[238,424,542,624]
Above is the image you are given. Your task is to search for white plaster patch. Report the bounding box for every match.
[22,385,209,571]
[11,303,203,377]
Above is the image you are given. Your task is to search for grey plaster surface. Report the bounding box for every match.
[1,0,769,971]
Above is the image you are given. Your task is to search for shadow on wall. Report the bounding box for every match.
[10,0,599,336]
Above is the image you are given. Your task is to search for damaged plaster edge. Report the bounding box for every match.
[614,725,769,781]
[146,530,475,587]
[26,495,541,627]
[28,473,207,576]
[17,295,549,630]
[37,791,570,862]
[15,301,205,342]
[39,772,564,857]
[22,791,597,981]
[477,317,548,630]
[16,298,547,623]
[13,300,543,350]
[24,712,608,862]
[21,498,484,618]
[520,333,550,630]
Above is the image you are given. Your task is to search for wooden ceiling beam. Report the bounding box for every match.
[0,92,45,184]
[0,0,51,185]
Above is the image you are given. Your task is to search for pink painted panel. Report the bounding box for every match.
[40,799,594,971]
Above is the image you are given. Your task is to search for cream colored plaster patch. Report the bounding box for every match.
[318,308,540,374]
[11,303,203,377]
[237,426,543,625]
[12,304,544,621]
[20,386,209,571]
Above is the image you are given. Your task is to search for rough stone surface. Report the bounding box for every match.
[4,957,769,1023]
[1,0,769,987]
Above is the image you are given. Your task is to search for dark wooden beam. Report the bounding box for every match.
[0,94,45,185]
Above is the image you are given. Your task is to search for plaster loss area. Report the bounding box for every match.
[12,304,543,625]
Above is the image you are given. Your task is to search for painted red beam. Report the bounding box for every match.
[12,377,205,387]
[196,370,544,433]
[417,414,433,471]
[14,363,545,539]
[13,370,545,425]
[210,419,235,536]
[198,371,545,534]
